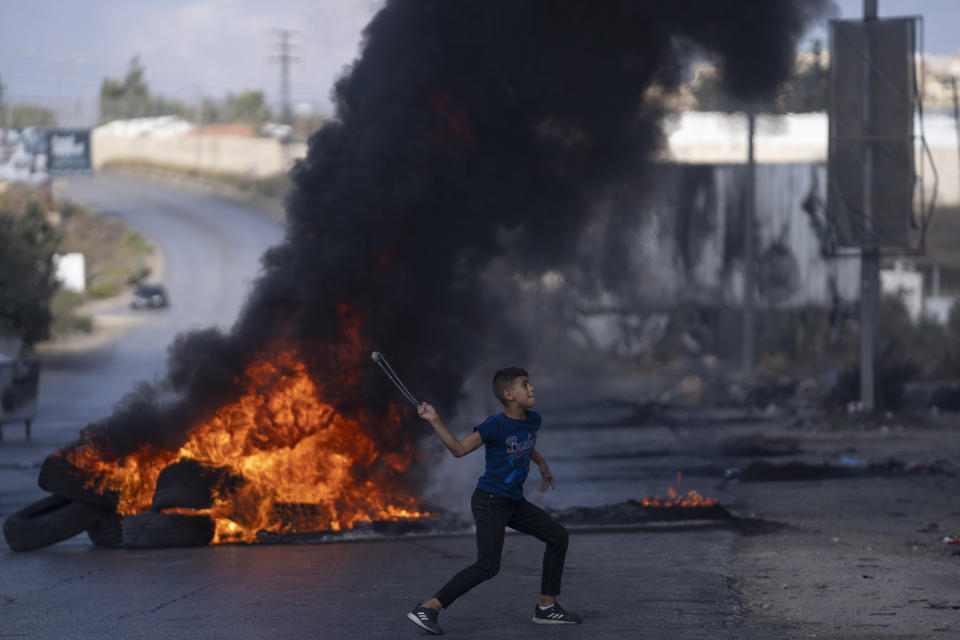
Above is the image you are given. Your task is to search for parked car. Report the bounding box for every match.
[130,284,170,309]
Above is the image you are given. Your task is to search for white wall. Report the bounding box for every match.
[91,131,307,177]
[665,111,960,207]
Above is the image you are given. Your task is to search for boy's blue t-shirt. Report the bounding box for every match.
[474,410,540,500]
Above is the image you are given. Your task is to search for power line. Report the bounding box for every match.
[0,72,6,129]
[269,29,300,125]
[0,51,333,95]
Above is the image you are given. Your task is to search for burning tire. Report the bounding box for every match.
[150,459,239,512]
[122,513,215,549]
[38,454,119,512]
[87,514,124,548]
[270,502,334,532]
[3,494,107,552]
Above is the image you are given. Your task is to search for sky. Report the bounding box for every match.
[1,0,959,127]
[808,0,960,53]
[0,0,384,125]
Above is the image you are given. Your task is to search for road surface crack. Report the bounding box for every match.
[115,583,213,620]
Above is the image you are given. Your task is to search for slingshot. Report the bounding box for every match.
[371,351,420,408]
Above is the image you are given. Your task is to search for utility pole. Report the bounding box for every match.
[950,74,960,203]
[56,62,63,126]
[0,73,6,130]
[742,109,757,381]
[196,95,205,170]
[859,0,879,412]
[270,30,299,126]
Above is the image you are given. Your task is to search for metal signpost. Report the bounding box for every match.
[827,0,920,412]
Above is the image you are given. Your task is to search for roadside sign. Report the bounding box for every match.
[0,127,92,183]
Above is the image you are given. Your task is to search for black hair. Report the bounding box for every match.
[492,367,529,405]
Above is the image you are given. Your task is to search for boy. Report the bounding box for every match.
[406,367,581,635]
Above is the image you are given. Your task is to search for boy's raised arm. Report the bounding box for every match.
[417,402,483,458]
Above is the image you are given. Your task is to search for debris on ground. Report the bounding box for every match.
[725,455,960,483]
[718,433,800,457]
[903,458,960,476]
[550,499,732,525]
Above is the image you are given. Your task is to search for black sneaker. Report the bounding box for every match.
[407,605,443,635]
[532,602,582,624]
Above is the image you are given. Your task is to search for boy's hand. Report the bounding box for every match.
[417,402,439,422]
[538,462,556,492]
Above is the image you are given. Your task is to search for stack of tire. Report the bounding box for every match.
[3,456,234,551]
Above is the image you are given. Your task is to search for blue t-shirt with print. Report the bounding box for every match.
[474,410,540,500]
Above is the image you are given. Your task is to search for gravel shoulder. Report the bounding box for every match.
[727,420,960,639]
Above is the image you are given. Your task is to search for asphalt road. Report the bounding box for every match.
[0,174,283,516]
[1,526,741,639]
[0,176,749,639]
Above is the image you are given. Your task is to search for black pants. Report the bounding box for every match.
[434,488,569,608]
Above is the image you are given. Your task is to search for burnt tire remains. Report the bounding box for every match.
[87,514,124,548]
[3,494,107,552]
[38,454,119,512]
[122,513,215,549]
[150,459,239,512]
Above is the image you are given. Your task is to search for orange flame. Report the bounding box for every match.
[66,345,429,544]
[636,486,719,508]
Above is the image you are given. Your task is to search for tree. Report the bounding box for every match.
[96,56,278,127]
[9,104,57,128]
[0,191,61,345]
[99,56,151,122]
[196,97,223,125]
[149,97,194,120]
[98,56,207,123]
[0,74,7,128]
[225,90,271,125]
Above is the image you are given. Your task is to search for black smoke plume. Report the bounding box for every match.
[71,0,829,462]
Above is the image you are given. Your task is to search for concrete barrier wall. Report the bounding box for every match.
[91,133,307,177]
[92,112,959,208]
[923,147,960,207]
[666,112,960,206]
[635,163,861,309]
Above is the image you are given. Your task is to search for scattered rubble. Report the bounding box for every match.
[726,456,960,483]
[903,382,960,412]
[718,433,800,457]
[903,458,960,476]
[549,499,732,526]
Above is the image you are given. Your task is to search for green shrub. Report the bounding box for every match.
[49,289,93,336]
[86,280,121,299]
[123,229,153,253]
[0,195,61,344]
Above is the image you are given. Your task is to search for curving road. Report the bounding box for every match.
[1,174,284,508]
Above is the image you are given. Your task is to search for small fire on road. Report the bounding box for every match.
[636,472,719,509]
[636,486,718,508]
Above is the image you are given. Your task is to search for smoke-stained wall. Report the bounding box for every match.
[561,163,857,311]
[642,162,859,308]
[530,162,859,360]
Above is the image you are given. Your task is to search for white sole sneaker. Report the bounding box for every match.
[532,603,582,624]
[532,615,579,624]
[407,611,443,635]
